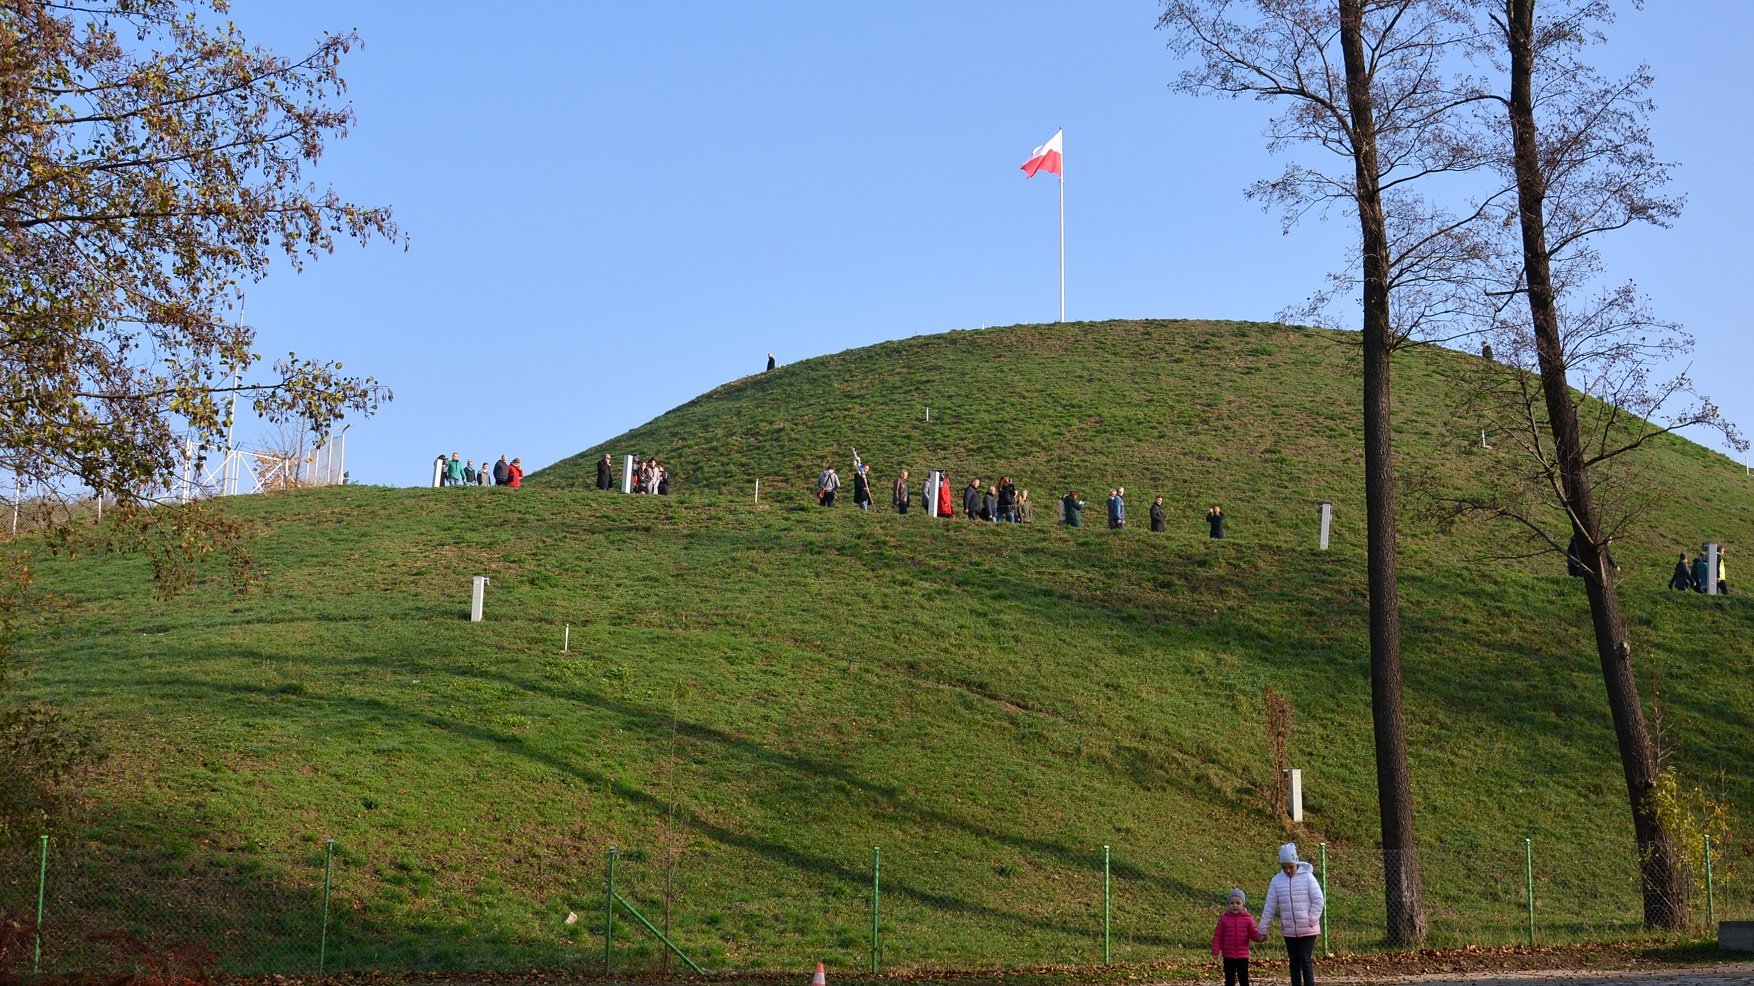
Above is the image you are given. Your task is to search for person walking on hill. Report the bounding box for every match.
[766,352,776,372]
[463,459,477,485]
[982,485,998,523]
[1258,843,1323,986]
[1150,496,1166,532]
[817,464,840,507]
[1692,552,1710,593]
[1567,533,1619,578]
[493,455,510,486]
[964,478,982,521]
[1017,489,1033,523]
[1669,552,1696,591]
[1107,488,1126,530]
[1213,888,1265,986]
[1062,491,1084,527]
[893,469,911,514]
[937,474,955,518]
[477,459,491,486]
[506,457,524,488]
[1207,505,1226,539]
[446,453,465,487]
[998,477,1018,523]
[597,454,615,490]
[852,465,873,512]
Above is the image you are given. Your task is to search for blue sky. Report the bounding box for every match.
[234,2,1753,485]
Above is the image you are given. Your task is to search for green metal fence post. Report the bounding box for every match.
[1524,838,1534,946]
[604,846,618,974]
[1102,845,1111,965]
[33,834,48,974]
[870,846,881,974]
[319,838,336,973]
[1704,834,1715,930]
[1318,843,1327,957]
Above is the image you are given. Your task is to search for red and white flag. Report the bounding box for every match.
[1020,129,1063,178]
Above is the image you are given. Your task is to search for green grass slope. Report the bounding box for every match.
[6,320,1751,976]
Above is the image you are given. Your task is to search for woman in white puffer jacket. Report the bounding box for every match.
[1257,842,1323,986]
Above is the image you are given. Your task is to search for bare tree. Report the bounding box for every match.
[1159,0,1493,944]
[1462,0,1745,929]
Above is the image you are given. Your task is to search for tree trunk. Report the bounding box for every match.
[1503,0,1687,929]
[1338,0,1428,946]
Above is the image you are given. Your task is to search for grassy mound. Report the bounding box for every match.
[6,320,1750,975]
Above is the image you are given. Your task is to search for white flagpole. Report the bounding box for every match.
[1058,136,1065,324]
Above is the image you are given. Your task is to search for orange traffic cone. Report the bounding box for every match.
[811,962,826,986]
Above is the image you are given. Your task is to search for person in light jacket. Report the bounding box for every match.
[1258,843,1323,986]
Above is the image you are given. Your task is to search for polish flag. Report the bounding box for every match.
[1020,129,1063,178]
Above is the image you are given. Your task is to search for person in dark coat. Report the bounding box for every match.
[964,478,982,521]
[1207,505,1226,539]
[1669,553,1695,591]
[596,454,615,490]
[1568,533,1619,579]
[982,485,998,523]
[1062,491,1085,527]
[1107,488,1125,530]
[493,455,510,486]
[997,477,1018,523]
[1150,496,1166,532]
[1691,553,1710,592]
[893,469,911,514]
[766,352,776,372]
[852,466,873,512]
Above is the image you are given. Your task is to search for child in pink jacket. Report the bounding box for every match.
[1213,887,1266,986]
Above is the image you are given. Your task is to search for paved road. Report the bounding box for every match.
[1328,961,1754,985]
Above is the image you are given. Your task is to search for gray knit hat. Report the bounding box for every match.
[1278,842,1299,865]
[1229,888,1246,905]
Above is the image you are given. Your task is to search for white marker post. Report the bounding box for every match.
[926,471,942,517]
[563,624,570,653]
[1704,542,1721,596]
[470,576,489,622]
[622,455,635,494]
[1287,768,1304,822]
[1318,502,1333,550]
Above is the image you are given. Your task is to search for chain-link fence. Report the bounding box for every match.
[3,832,1747,976]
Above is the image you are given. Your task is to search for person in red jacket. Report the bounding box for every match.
[507,457,524,488]
[936,474,955,518]
[1213,887,1265,986]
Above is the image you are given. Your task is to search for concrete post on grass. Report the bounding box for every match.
[470,576,489,622]
[622,455,635,494]
[1286,767,1303,822]
[1704,542,1721,595]
[431,456,444,488]
[1318,502,1333,550]
[926,471,942,517]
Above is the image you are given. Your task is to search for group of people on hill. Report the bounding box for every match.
[592,453,672,495]
[810,460,1231,538]
[1669,546,1729,594]
[436,452,521,488]
[1211,842,1325,986]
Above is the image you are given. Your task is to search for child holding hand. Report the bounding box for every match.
[1213,887,1265,986]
